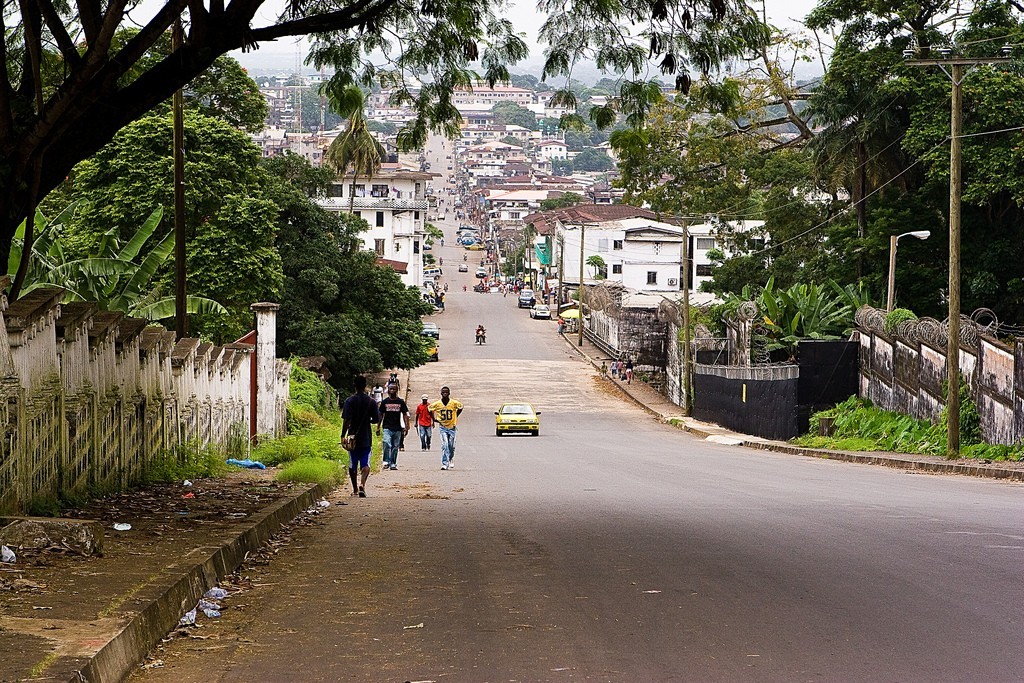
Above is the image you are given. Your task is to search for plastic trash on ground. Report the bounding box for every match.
[202,608,222,618]
[225,458,266,470]
[1,545,15,563]
[198,599,220,611]
[204,587,228,599]
[178,608,197,626]
[183,480,193,487]
[113,522,132,531]
[317,499,330,508]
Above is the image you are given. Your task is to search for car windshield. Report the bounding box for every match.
[500,404,533,415]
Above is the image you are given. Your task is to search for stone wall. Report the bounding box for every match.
[856,306,1024,446]
[0,288,290,513]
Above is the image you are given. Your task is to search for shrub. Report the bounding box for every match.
[252,426,346,466]
[144,441,230,483]
[940,379,982,447]
[884,308,917,335]
[289,362,339,425]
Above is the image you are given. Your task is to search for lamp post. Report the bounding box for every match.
[886,230,930,312]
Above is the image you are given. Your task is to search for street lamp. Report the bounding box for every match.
[886,230,931,312]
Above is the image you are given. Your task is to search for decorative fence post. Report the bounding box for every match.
[251,302,281,442]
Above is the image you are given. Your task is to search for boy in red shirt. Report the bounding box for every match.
[414,394,434,450]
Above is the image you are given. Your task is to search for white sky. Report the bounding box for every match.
[235,0,823,68]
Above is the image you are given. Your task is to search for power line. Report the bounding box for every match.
[749,137,949,257]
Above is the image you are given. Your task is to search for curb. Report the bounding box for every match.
[563,335,1024,483]
[67,481,329,683]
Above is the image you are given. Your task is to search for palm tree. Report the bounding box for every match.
[323,86,385,214]
[586,254,607,279]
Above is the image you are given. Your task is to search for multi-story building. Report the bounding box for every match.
[452,82,535,108]
[685,219,766,290]
[536,139,569,160]
[316,169,435,288]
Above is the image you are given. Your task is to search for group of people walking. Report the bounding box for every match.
[339,376,465,497]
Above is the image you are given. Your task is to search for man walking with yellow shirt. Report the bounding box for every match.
[428,386,463,470]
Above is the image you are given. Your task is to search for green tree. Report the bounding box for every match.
[492,101,538,129]
[323,87,386,213]
[586,254,607,279]
[539,193,587,210]
[55,112,283,341]
[267,155,433,385]
[572,148,615,172]
[1,0,767,282]
[552,159,575,176]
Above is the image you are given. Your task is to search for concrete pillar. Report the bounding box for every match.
[252,302,280,440]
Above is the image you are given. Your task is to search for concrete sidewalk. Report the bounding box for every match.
[562,331,1024,483]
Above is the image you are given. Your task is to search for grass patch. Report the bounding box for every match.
[276,457,346,486]
[144,441,231,483]
[253,426,348,466]
[797,395,1024,460]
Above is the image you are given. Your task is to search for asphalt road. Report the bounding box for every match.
[133,207,1024,683]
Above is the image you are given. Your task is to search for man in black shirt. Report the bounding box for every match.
[341,376,380,497]
[377,383,409,470]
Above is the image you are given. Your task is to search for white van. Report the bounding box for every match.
[422,267,443,281]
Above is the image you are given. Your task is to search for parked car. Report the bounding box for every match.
[458,263,469,272]
[517,289,536,308]
[475,268,488,278]
[530,304,551,320]
[421,322,440,339]
[494,402,540,436]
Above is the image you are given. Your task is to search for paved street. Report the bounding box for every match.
[132,223,1024,682]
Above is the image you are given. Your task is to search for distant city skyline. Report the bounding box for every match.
[233,0,823,77]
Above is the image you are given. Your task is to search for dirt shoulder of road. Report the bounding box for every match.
[0,470,328,683]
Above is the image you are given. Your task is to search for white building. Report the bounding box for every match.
[536,139,569,160]
[453,82,535,108]
[485,189,553,225]
[317,169,435,288]
[556,217,687,292]
[686,219,766,291]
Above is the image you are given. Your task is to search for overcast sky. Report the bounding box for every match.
[234,0,822,71]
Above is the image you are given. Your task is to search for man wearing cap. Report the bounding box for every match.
[414,394,434,450]
[428,386,464,469]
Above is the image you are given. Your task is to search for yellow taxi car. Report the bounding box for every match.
[494,402,540,436]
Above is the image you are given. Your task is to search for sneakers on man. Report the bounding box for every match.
[390,465,397,470]
[441,464,448,470]
[358,487,366,497]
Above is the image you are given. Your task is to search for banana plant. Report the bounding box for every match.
[8,205,227,321]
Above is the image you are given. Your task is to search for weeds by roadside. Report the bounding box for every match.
[796,395,1024,461]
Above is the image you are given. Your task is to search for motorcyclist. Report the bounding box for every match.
[463,254,467,261]
[475,325,486,344]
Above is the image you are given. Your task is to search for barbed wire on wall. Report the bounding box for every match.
[854,305,1001,350]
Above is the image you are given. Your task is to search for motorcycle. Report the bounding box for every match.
[475,331,486,345]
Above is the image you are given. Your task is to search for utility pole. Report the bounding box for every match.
[681,223,691,416]
[172,20,187,339]
[577,223,586,347]
[906,48,1011,458]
